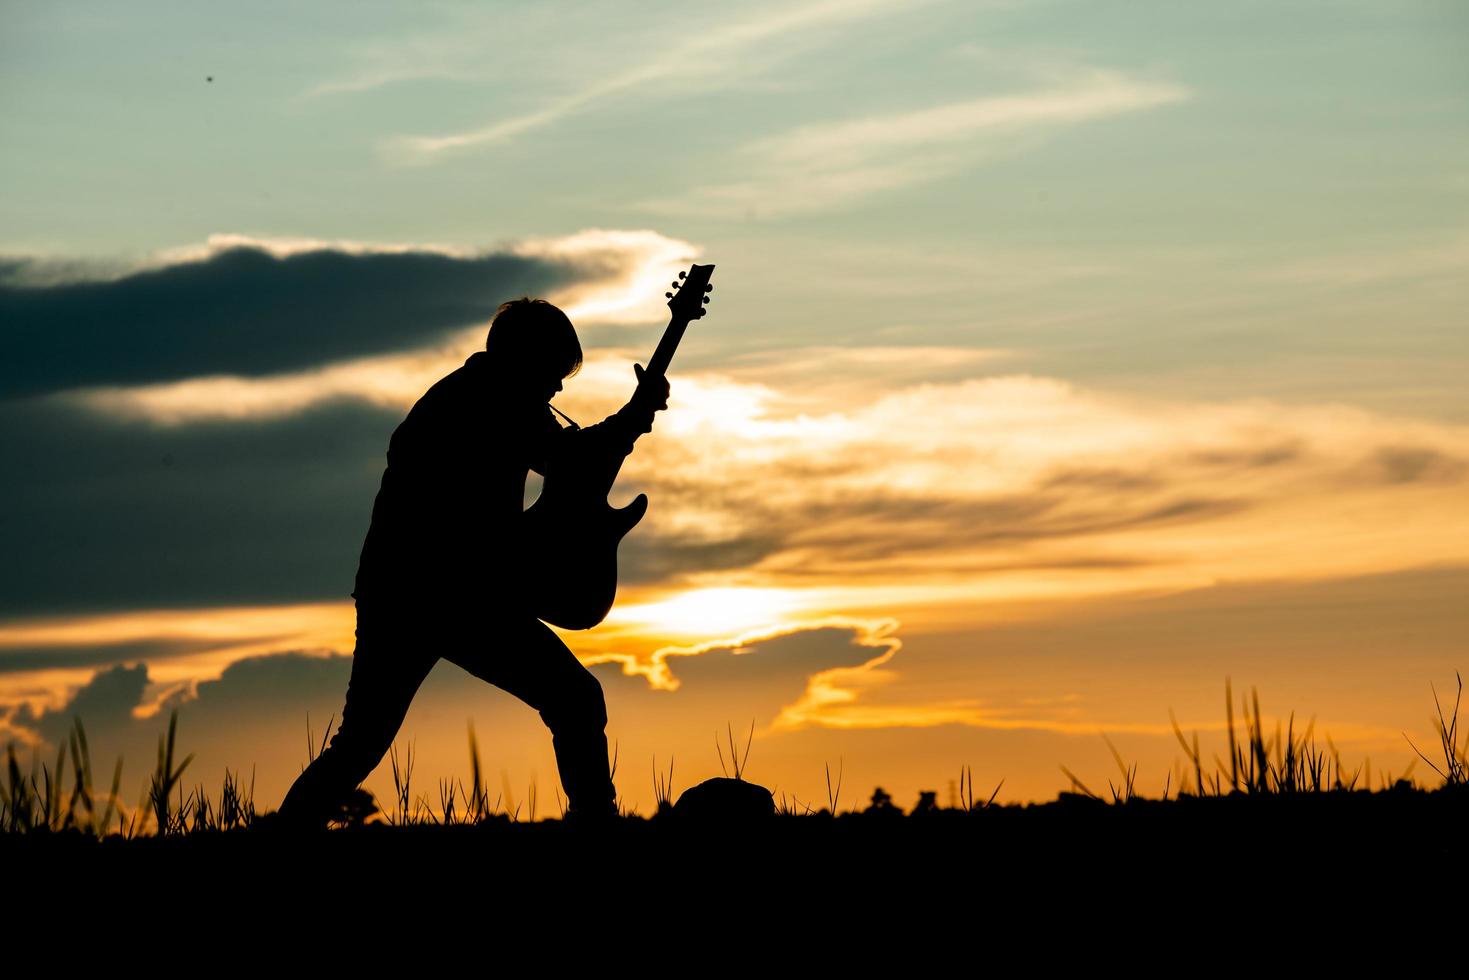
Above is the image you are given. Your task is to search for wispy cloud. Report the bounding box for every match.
[1262,231,1469,286]
[379,0,932,164]
[300,46,480,100]
[576,351,1469,607]
[647,68,1191,218]
[295,5,562,100]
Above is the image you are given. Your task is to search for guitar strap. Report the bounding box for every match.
[548,402,580,430]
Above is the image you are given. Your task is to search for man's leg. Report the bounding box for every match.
[442,618,617,820]
[277,621,436,829]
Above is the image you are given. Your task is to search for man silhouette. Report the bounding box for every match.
[277,297,669,829]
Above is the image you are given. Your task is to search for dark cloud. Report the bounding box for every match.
[0,396,401,615]
[650,625,890,694]
[1044,444,1302,496]
[1366,446,1467,485]
[585,625,901,777]
[158,651,353,717]
[0,243,574,399]
[610,477,784,583]
[670,490,1247,572]
[1041,467,1163,492]
[10,662,151,743]
[6,652,353,747]
[1184,442,1302,469]
[618,534,782,584]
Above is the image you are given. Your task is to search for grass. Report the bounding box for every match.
[715,719,755,781]
[1403,672,1466,786]
[824,757,842,815]
[1154,678,1410,799]
[653,753,675,814]
[956,765,1003,812]
[774,790,815,816]
[2,710,263,838]
[3,673,1466,838]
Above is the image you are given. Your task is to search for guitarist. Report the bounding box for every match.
[277,297,669,829]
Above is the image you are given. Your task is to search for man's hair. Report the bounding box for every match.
[484,297,583,378]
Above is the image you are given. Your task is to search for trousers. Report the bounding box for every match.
[277,607,617,828]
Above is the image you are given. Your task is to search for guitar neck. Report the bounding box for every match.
[647,261,714,378]
[645,316,691,379]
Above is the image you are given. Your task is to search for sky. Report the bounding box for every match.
[2,0,1467,818]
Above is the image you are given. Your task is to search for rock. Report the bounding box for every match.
[672,777,775,822]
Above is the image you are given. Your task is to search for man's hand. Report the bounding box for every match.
[631,363,670,413]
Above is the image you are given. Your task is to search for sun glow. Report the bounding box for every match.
[515,228,702,325]
[605,587,803,638]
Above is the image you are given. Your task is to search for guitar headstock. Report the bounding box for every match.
[665,263,716,322]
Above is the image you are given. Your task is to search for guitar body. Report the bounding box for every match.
[522,475,648,631]
[521,262,713,630]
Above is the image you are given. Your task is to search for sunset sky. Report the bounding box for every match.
[2,1,1466,818]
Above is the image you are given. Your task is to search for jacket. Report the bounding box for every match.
[350,351,656,614]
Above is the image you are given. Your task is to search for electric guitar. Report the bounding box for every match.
[522,263,716,629]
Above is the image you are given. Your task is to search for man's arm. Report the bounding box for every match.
[528,363,668,475]
[527,400,653,476]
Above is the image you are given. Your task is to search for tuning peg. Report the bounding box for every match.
[671,281,680,288]
[679,271,687,278]
[704,284,713,292]
[665,292,673,298]
[702,296,710,304]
